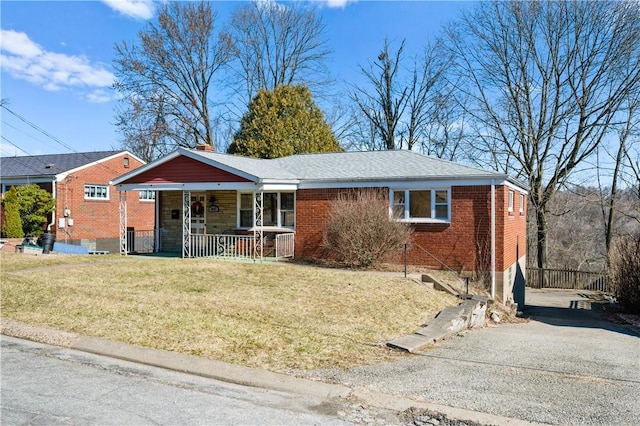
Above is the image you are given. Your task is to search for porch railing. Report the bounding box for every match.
[275,233,295,258]
[189,233,295,260]
[126,229,162,254]
[526,267,610,293]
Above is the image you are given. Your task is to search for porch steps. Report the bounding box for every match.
[387,295,487,353]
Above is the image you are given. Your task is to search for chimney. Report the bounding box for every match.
[196,144,215,152]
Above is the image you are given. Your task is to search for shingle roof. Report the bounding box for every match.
[185,150,297,180]
[274,150,507,182]
[187,149,508,182]
[0,151,124,178]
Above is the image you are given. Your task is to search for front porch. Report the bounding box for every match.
[118,189,296,261]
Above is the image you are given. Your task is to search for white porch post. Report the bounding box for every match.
[254,191,263,261]
[119,190,128,255]
[182,190,191,258]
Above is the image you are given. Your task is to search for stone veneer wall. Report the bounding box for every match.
[159,190,238,252]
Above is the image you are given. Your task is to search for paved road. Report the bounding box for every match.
[304,289,640,426]
[1,336,350,425]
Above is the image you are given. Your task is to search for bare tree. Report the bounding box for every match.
[351,38,455,154]
[444,0,640,269]
[228,0,331,106]
[402,43,448,152]
[351,38,408,151]
[596,87,640,267]
[113,2,232,159]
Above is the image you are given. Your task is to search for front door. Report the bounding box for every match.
[190,193,206,234]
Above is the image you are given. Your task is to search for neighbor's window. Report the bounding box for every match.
[84,184,109,200]
[390,189,450,222]
[237,192,295,229]
[139,190,155,201]
[519,193,525,214]
[508,190,514,213]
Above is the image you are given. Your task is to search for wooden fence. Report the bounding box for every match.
[526,267,611,292]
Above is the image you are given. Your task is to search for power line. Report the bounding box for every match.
[1,119,67,153]
[1,104,131,177]
[0,135,57,174]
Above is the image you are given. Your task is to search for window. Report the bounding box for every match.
[390,189,450,222]
[280,192,295,227]
[123,157,130,168]
[392,191,405,218]
[239,193,253,228]
[508,190,514,213]
[139,190,155,201]
[84,184,109,200]
[519,193,525,214]
[238,192,295,228]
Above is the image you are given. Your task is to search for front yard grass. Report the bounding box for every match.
[0,253,458,373]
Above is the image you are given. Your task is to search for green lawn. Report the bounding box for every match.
[0,253,457,373]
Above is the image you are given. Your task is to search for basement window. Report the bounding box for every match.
[84,184,109,200]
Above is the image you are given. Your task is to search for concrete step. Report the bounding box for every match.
[387,297,487,353]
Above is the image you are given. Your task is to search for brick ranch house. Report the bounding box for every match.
[0,151,155,254]
[112,146,528,302]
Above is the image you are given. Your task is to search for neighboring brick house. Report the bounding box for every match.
[112,147,528,302]
[0,151,155,253]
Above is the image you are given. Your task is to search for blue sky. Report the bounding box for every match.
[1,1,469,157]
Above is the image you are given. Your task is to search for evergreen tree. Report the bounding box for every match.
[1,188,24,238]
[3,185,55,237]
[228,85,342,159]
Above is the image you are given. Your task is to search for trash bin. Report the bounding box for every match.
[40,232,56,254]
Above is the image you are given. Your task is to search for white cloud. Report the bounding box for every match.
[86,89,112,104]
[324,0,356,9]
[102,0,155,20]
[0,29,115,97]
[0,29,42,57]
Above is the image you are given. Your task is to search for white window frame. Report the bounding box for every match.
[237,192,295,229]
[519,193,524,214]
[508,190,514,213]
[139,190,156,202]
[389,188,451,223]
[84,184,109,200]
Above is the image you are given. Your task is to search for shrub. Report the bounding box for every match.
[323,189,412,268]
[1,184,55,237]
[1,189,24,238]
[611,234,640,314]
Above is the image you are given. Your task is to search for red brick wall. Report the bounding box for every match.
[295,185,526,274]
[52,153,155,244]
[496,185,527,270]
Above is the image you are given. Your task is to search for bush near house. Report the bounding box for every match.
[1,188,24,238]
[612,233,640,314]
[1,184,55,238]
[324,190,413,268]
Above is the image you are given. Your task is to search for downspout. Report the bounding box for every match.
[490,180,496,300]
[47,177,57,232]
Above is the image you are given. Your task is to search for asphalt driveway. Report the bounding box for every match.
[304,288,640,425]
